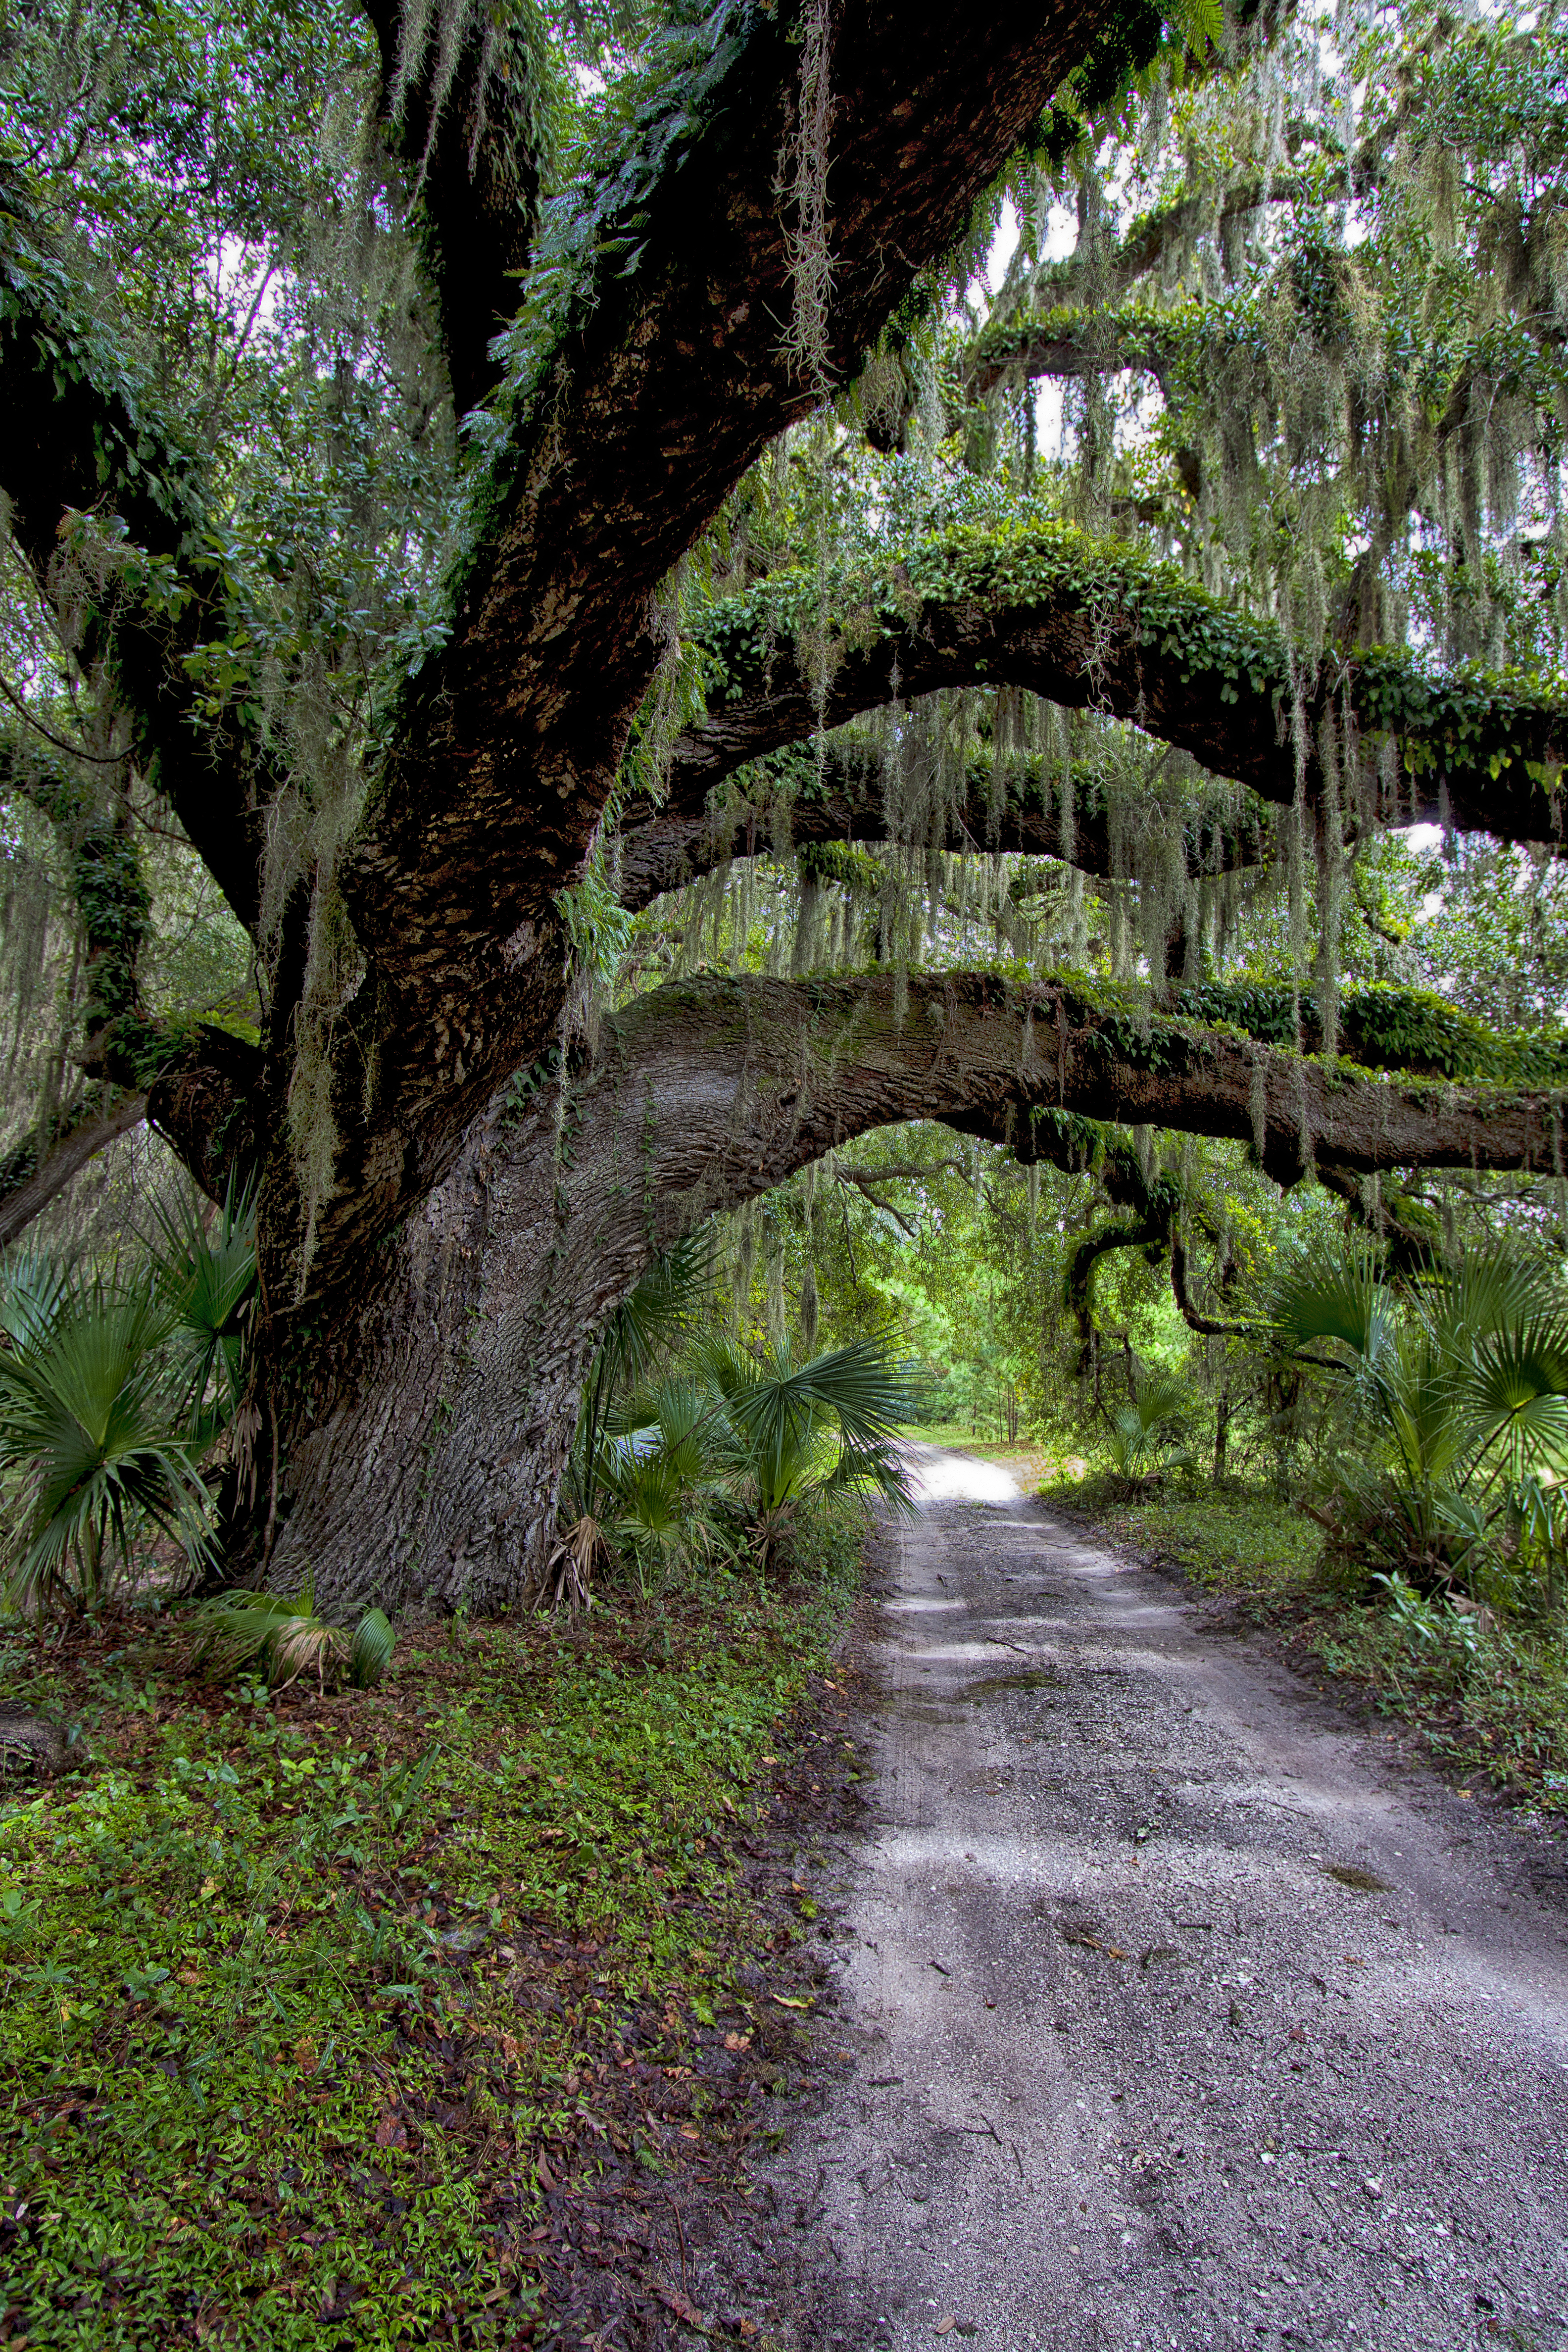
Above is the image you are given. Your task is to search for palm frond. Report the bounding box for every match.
[0,1273,209,1613]
[349,1608,396,1689]
[1422,1248,1568,1347]
[571,1234,710,1518]
[1459,1317,1568,1478]
[1268,1239,1394,1365]
[0,1247,71,1355]
[144,1172,258,1440]
[709,1335,916,1527]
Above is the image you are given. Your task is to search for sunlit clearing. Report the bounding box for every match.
[904,1448,1023,1508]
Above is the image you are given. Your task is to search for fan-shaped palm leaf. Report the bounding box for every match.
[1458,1318,1568,1479]
[571,1235,708,1519]
[0,1274,210,1613]
[1107,1372,1193,1481]
[1269,1239,1395,1367]
[0,1247,71,1355]
[699,1335,916,1560]
[145,1174,258,1443]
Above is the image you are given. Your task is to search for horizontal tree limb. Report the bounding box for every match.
[283,955,1559,1615]
[615,737,1274,910]
[666,523,1568,843]
[593,970,1564,1225]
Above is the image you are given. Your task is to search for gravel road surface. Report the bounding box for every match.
[713,1451,1568,2352]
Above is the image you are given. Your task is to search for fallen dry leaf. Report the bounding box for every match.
[935,2316,957,2337]
[652,2280,709,2330]
[772,1994,811,2010]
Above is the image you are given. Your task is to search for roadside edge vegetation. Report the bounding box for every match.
[0,1507,869,2351]
[1055,1469,1568,1814]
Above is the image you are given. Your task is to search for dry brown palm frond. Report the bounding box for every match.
[543,1513,607,1613]
[267,1615,350,1693]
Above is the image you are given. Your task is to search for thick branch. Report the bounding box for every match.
[578,972,1565,1233]
[344,0,1118,979]
[616,737,1274,910]
[363,0,548,417]
[965,304,1182,404]
[0,203,271,928]
[668,526,1568,843]
[274,0,1125,1303]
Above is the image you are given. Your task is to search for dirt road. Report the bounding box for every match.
[711,1453,1568,2351]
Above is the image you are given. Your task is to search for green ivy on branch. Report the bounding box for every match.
[689,517,1568,797]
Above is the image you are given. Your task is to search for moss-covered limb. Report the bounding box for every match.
[345,0,1117,973]
[589,970,1557,1203]
[671,521,1568,843]
[270,960,1563,1609]
[1065,1177,1182,1369]
[0,731,153,1069]
[1169,1226,1253,1336]
[361,0,552,418]
[616,735,1274,910]
[0,1086,147,1250]
[1167,977,1568,1088]
[0,734,264,1217]
[0,198,271,929]
[962,302,1185,404]
[1313,1162,1447,1277]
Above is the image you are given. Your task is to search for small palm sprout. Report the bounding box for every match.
[1106,1372,1195,1489]
[191,1581,395,1694]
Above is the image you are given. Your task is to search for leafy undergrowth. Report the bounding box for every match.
[0,1517,870,2349]
[1060,1472,1568,1817]
[1071,1476,1320,1602]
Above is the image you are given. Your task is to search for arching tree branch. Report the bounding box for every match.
[285,963,1568,1615]
[667,524,1568,843]
[0,1086,148,1250]
[615,735,1274,909]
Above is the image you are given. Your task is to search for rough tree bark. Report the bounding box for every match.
[281,969,1557,1616]
[9,0,1568,1612]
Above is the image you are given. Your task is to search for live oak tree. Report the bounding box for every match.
[4,0,1568,1610]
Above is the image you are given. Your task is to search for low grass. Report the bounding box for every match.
[1051,1469,1568,1817]
[0,1512,868,2349]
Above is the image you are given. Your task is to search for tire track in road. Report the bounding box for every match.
[715,1450,1568,2352]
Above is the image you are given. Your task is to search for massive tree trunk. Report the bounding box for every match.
[271,969,1561,1617]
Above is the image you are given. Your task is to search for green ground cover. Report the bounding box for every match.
[0,1517,866,2350]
